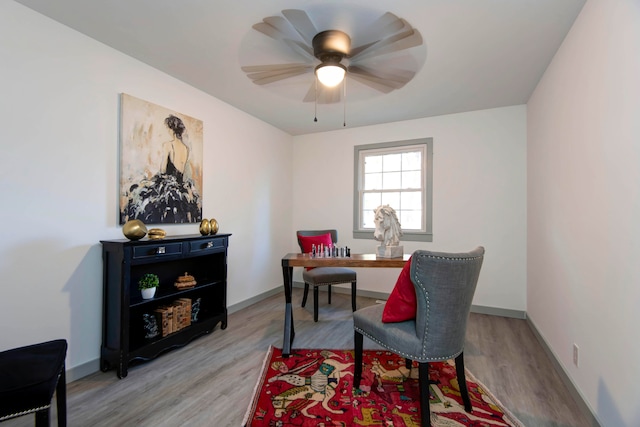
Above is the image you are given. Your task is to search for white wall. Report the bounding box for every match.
[527,0,640,425]
[292,106,527,312]
[0,1,293,375]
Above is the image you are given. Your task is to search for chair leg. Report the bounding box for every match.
[301,283,309,307]
[35,407,50,427]
[327,285,332,304]
[313,286,319,322]
[57,364,67,427]
[351,281,357,312]
[418,362,432,427]
[455,352,472,412]
[354,331,363,388]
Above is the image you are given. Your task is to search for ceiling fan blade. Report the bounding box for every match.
[348,40,378,58]
[242,64,312,85]
[302,82,342,104]
[263,16,301,41]
[253,20,314,62]
[350,12,407,54]
[245,68,308,81]
[252,22,285,42]
[369,12,408,36]
[251,69,312,85]
[348,65,414,93]
[350,27,423,61]
[241,63,309,73]
[350,16,412,57]
[349,65,414,85]
[282,9,318,45]
[347,73,395,94]
[282,39,315,61]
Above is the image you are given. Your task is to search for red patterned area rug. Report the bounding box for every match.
[243,347,524,427]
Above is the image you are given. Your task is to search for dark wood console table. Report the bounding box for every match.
[101,234,230,378]
[281,253,409,356]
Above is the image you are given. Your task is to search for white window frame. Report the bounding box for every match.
[353,138,433,242]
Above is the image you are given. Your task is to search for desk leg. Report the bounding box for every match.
[282,265,295,357]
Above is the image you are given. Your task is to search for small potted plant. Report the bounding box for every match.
[138,273,159,299]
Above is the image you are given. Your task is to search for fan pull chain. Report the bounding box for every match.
[314,77,318,122]
[343,77,347,127]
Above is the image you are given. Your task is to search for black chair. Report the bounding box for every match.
[353,247,484,427]
[0,339,68,426]
[297,229,357,322]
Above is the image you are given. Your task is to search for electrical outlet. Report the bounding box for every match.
[573,343,579,367]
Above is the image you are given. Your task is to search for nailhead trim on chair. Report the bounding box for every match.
[415,255,431,360]
[0,405,50,421]
[422,280,430,358]
[422,255,484,261]
[354,326,463,362]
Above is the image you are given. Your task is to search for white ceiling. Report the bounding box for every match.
[14,0,585,136]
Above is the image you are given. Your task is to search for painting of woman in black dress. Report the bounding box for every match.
[119,94,203,224]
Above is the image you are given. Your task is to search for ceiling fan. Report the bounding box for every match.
[241,9,424,104]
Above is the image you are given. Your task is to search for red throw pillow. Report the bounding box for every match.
[382,256,416,323]
[298,233,333,270]
[298,232,333,253]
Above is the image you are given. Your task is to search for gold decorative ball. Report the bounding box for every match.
[123,219,147,240]
[199,219,211,235]
[209,218,219,235]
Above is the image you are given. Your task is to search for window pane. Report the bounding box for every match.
[364,173,382,190]
[401,191,422,210]
[400,210,422,230]
[363,192,381,210]
[401,171,421,189]
[364,155,382,173]
[383,153,402,171]
[381,193,400,207]
[383,172,401,189]
[402,151,421,170]
[362,210,376,228]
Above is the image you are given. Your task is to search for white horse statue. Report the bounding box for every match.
[373,205,404,257]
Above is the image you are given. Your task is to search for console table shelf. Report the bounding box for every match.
[100,233,231,378]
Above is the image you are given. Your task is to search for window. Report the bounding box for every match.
[353,138,433,242]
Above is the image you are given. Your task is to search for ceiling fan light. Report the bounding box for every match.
[315,63,346,87]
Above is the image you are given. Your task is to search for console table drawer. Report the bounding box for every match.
[188,237,227,254]
[132,242,183,259]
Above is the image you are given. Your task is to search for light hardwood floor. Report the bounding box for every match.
[4,289,591,426]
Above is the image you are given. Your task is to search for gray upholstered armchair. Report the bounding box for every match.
[353,247,484,427]
[296,229,357,322]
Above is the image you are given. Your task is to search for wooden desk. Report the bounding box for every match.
[281,253,410,356]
